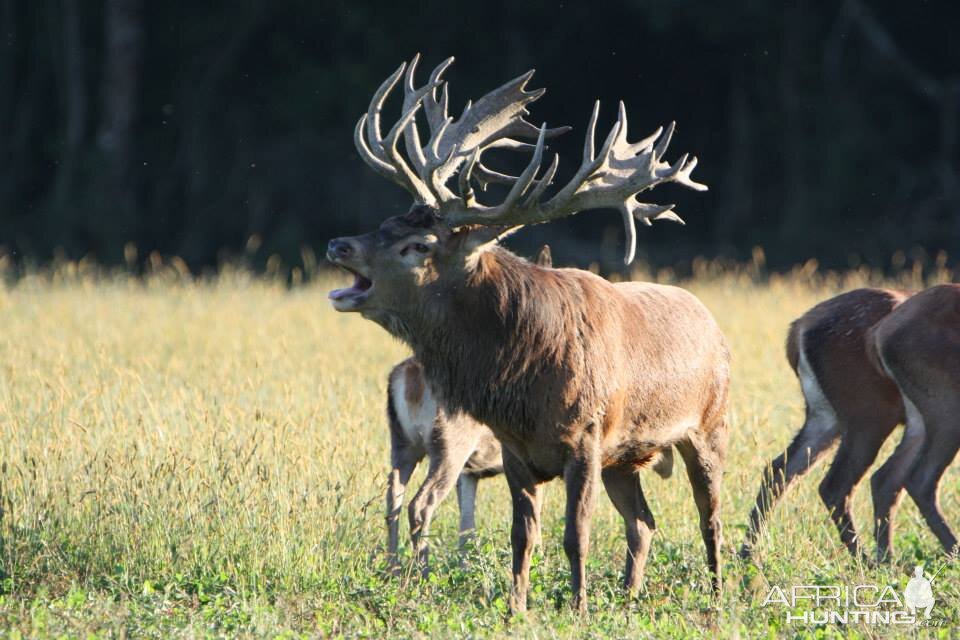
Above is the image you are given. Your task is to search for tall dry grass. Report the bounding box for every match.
[0,252,956,637]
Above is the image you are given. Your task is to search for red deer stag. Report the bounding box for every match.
[867,283,960,560]
[387,246,556,573]
[327,55,727,612]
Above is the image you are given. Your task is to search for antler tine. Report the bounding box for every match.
[633,201,680,226]
[522,152,559,208]
[403,54,454,174]
[500,124,548,212]
[473,163,519,190]
[354,114,398,178]
[582,100,600,163]
[355,58,437,204]
[653,121,675,161]
[427,117,453,163]
[459,147,480,205]
[629,125,662,155]
[621,205,638,265]
[673,155,708,191]
[402,55,427,172]
[614,101,630,146]
[365,62,405,161]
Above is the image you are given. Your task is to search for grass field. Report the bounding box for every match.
[1,256,958,638]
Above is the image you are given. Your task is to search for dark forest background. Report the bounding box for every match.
[1,0,959,273]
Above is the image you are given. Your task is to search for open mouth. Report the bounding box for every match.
[328,266,373,308]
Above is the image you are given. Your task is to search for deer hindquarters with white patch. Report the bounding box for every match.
[329,54,726,614]
[385,358,503,575]
[741,285,960,563]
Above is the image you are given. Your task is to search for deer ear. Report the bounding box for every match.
[455,224,521,254]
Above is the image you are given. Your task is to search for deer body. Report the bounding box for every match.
[348,229,729,610]
[742,286,960,562]
[329,55,723,612]
[408,250,729,612]
[868,284,960,558]
[406,249,727,479]
[741,288,907,557]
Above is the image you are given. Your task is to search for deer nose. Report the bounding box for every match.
[327,239,354,261]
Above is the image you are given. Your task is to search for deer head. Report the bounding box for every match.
[327,54,707,322]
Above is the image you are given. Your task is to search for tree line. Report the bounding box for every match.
[1,0,957,272]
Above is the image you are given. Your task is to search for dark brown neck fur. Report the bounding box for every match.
[378,247,591,436]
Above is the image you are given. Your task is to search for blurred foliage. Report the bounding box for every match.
[0,0,959,272]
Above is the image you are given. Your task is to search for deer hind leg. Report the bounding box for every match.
[601,465,656,597]
[904,401,960,556]
[741,412,840,557]
[504,449,544,615]
[455,473,479,553]
[677,429,726,595]
[408,413,482,576]
[817,427,887,558]
[871,397,926,563]
[742,347,842,558]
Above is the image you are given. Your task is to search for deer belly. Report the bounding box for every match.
[602,414,699,468]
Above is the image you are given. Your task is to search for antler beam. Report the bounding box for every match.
[443,101,706,263]
[353,55,708,264]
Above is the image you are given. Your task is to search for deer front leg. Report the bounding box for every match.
[563,435,601,615]
[408,413,481,575]
[456,474,479,553]
[504,450,544,615]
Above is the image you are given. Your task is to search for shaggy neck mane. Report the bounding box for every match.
[388,246,592,434]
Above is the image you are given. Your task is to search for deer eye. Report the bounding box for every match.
[399,242,431,257]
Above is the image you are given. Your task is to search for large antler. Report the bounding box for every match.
[354,54,568,209]
[445,102,707,263]
[354,56,707,264]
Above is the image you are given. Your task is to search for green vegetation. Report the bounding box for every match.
[1,258,957,638]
